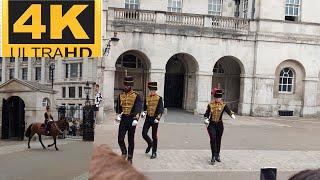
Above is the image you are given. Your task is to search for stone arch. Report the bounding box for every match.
[114,50,151,103]
[164,53,199,111]
[1,96,25,140]
[212,56,244,113]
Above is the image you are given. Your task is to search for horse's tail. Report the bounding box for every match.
[25,124,32,137]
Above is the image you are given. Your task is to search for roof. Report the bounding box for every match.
[0,78,55,93]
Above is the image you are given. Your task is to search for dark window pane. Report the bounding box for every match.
[69,87,75,98]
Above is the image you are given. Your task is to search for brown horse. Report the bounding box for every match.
[89,144,148,180]
[25,118,69,151]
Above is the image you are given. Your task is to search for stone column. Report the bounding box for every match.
[27,58,32,81]
[41,58,46,83]
[56,58,63,81]
[14,58,19,78]
[238,74,253,116]
[251,75,277,117]
[2,58,6,83]
[195,71,213,115]
[302,78,318,117]
[102,66,116,123]
[149,69,165,98]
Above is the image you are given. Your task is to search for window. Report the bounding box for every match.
[125,0,139,9]
[242,0,249,18]
[116,54,143,69]
[69,87,76,98]
[279,68,294,93]
[22,68,28,80]
[168,0,182,13]
[22,57,28,62]
[79,87,82,98]
[0,57,2,64]
[62,87,66,98]
[213,63,224,74]
[285,0,300,21]
[208,0,222,16]
[35,67,41,80]
[70,63,78,78]
[10,57,15,63]
[79,63,83,77]
[42,98,51,107]
[36,57,41,61]
[9,69,14,79]
[0,69,2,82]
[65,64,69,78]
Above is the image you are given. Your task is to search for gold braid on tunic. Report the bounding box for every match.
[209,102,226,122]
[146,94,160,117]
[120,91,138,115]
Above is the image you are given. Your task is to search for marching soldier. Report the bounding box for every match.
[204,88,236,165]
[141,82,164,159]
[115,76,142,164]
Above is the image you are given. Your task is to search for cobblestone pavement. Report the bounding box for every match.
[0,138,92,180]
[92,110,320,180]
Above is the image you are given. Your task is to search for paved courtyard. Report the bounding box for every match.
[0,138,92,180]
[92,109,320,180]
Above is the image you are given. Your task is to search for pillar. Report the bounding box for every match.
[302,78,318,117]
[14,58,19,78]
[27,57,32,81]
[195,71,213,114]
[238,74,253,115]
[41,58,46,83]
[2,58,6,83]
[103,66,116,123]
[149,69,165,98]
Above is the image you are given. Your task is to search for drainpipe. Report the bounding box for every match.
[250,0,260,116]
[251,0,256,20]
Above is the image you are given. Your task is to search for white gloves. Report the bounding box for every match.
[231,114,236,119]
[132,120,138,126]
[116,113,122,121]
[204,118,210,125]
[141,111,146,118]
[154,119,159,124]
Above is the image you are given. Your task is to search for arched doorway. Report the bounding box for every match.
[1,96,25,140]
[114,50,150,105]
[212,56,242,113]
[164,53,198,111]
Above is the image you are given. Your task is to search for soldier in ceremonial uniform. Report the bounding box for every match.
[204,88,236,165]
[115,76,142,164]
[141,82,164,159]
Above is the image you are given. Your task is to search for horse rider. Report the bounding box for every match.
[141,82,164,159]
[115,76,142,164]
[44,106,63,135]
[204,88,236,165]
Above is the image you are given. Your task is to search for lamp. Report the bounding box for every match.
[49,60,55,89]
[84,81,91,106]
[103,32,120,56]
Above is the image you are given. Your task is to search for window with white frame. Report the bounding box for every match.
[279,68,294,93]
[125,0,139,9]
[208,0,222,16]
[168,0,182,13]
[285,0,300,21]
[242,0,249,18]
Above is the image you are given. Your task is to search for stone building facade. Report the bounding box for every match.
[0,57,100,139]
[102,0,320,117]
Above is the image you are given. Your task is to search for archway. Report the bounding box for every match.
[1,96,25,140]
[164,53,198,111]
[114,50,150,104]
[212,56,243,113]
